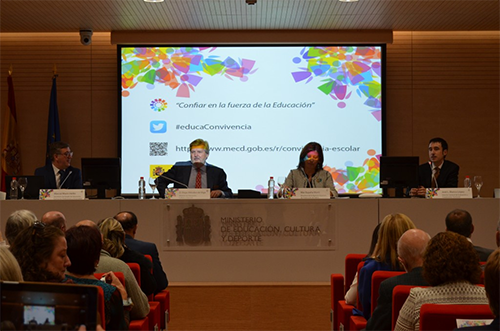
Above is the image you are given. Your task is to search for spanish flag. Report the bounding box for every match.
[1,70,22,192]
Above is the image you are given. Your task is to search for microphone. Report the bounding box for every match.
[158,174,188,188]
[59,171,73,189]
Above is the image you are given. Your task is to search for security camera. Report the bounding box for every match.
[80,29,93,46]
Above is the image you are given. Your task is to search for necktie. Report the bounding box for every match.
[58,170,65,188]
[195,168,202,188]
[431,167,440,189]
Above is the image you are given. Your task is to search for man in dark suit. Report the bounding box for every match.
[34,141,82,189]
[410,137,459,197]
[446,209,494,262]
[366,229,430,331]
[457,248,499,331]
[156,138,232,198]
[115,210,168,294]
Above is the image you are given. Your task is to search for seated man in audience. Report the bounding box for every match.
[410,137,459,197]
[4,209,37,246]
[76,220,150,320]
[35,141,83,189]
[115,211,168,293]
[457,248,499,330]
[446,209,494,262]
[366,229,430,331]
[41,211,67,232]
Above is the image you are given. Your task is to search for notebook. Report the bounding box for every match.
[0,281,98,330]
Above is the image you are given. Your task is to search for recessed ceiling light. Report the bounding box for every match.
[144,0,164,3]
[339,0,358,2]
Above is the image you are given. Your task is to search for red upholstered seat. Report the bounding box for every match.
[419,303,493,331]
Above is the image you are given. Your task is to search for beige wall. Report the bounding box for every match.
[1,31,499,195]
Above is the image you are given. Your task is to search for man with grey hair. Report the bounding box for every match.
[366,229,430,331]
[41,211,67,232]
[4,209,37,246]
[445,208,494,261]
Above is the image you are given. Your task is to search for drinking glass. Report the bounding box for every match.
[474,176,483,198]
[277,176,286,198]
[148,177,157,199]
[18,177,28,199]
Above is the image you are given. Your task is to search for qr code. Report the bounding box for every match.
[150,142,168,156]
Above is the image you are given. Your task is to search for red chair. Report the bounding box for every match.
[143,255,155,301]
[126,262,162,331]
[96,286,106,329]
[419,303,493,331]
[349,270,405,331]
[337,261,364,330]
[145,254,171,330]
[94,271,150,331]
[392,285,427,330]
[345,254,365,294]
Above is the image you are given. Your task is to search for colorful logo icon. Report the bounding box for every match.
[150,120,167,133]
[150,98,168,112]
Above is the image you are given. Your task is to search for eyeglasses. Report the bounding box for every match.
[31,221,46,244]
[59,151,73,157]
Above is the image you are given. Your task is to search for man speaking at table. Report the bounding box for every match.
[35,141,83,189]
[156,138,232,198]
[410,137,459,197]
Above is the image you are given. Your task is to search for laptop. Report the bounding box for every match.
[0,281,98,330]
[5,175,45,199]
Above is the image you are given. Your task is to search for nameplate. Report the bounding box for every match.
[425,188,473,199]
[290,188,330,199]
[164,188,210,199]
[39,189,86,200]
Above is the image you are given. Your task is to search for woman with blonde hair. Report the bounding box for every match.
[0,245,23,281]
[98,217,157,296]
[357,213,416,319]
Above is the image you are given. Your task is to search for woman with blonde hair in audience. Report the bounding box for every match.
[395,231,487,331]
[10,221,71,282]
[98,217,157,296]
[357,213,416,319]
[0,245,23,281]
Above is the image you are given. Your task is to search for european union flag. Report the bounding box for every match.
[46,76,61,165]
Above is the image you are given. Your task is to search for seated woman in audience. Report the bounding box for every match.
[5,209,37,246]
[345,222,381,305]
[395,231,488,331]
[0,245,23,281]
[65,225,129,331]
[284,142,338,197]
[10,221,71,282]
[98,217,157,296]
[357,213,416,318]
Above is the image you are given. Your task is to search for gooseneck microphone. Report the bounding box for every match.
[59,170,73,189]
[158,174,189,188]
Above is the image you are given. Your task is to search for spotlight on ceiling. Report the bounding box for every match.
[246,0,257,5]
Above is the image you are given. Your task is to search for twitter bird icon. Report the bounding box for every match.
[150,120,167,133]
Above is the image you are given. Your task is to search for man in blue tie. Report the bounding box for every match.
[35,141,82,189]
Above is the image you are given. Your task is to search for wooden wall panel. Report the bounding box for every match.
[1,31,499,195]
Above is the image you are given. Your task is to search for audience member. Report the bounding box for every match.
[115,211,169,293]
[345,223,381,305]
[456,248,499,330]
[366,229,430,330]
[10,222,71,282]
[4,209,37,245]
[410,137,459,197]
[357,213,416,319]
[98,217,157,296]
[65,225,128,330]
[0,245,23,281]
[395,231,488,331]
[34,141,83,189]
[76,220,150,320]
[446,209,494,261]
[41,210,67,232]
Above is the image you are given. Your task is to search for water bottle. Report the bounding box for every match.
[267,176,275,199]
[10,177,19,200]
[138,177,146,199]
[464,176,471,188]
